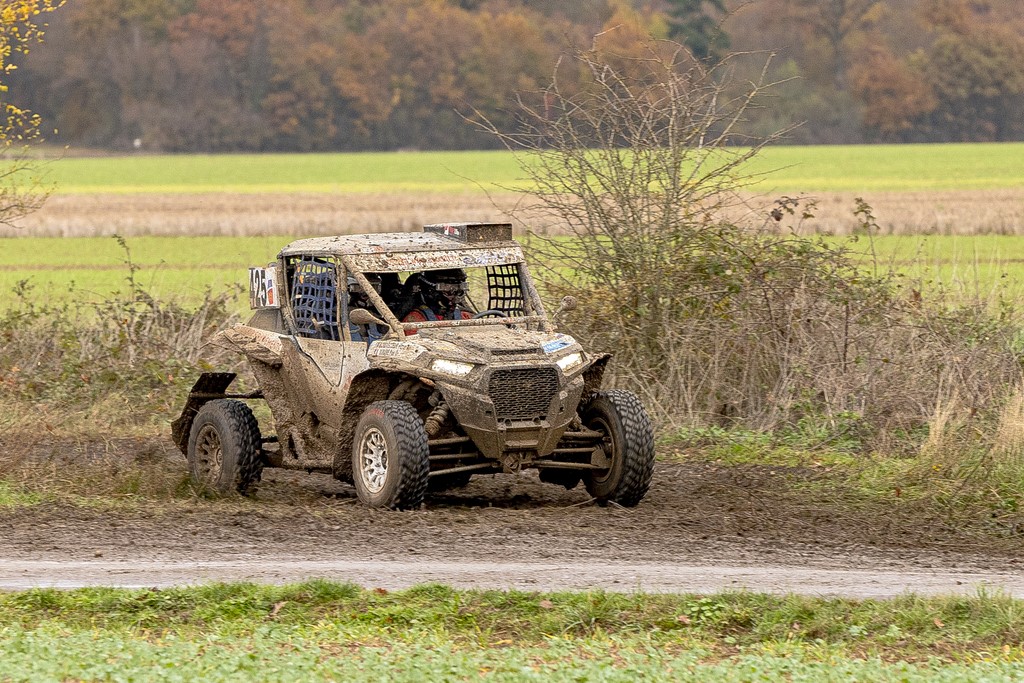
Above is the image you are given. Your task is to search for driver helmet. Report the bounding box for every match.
[420,269,468,309]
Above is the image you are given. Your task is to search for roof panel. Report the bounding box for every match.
[279,232,519,256]
[278,232,525,271]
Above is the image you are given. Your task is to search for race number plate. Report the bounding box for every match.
[249,266,279,309]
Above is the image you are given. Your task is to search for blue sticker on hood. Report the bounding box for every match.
[542,339,572,354]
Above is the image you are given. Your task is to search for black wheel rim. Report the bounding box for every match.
[590,415,616,483]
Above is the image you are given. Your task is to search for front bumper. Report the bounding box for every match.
[440,369,586,462]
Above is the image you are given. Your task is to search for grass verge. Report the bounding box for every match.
[2,582,1024,681]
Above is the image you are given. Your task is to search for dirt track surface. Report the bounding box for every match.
[2,457,1023,597]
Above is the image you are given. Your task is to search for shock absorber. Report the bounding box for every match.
[424,391,451,438]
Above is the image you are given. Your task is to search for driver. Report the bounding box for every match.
[402,268,474,324]
[348,273,386,343]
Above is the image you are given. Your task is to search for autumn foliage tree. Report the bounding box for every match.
[10,0,1024,148]
[849,47,935,140]
[0,0,62,226]
[920,19,1024,141]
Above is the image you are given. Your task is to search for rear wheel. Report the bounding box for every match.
[352,401,430,509]
[187,399,263,496]
[581,390,654,507]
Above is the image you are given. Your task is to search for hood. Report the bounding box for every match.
[365,325,586,384]
[415,326,579,361]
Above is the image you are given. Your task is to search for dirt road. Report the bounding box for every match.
[2,460,1022,597]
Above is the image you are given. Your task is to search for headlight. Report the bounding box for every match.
[556,352,583,372]
[431,359,474,376]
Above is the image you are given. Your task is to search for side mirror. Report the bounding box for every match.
[552,295,577,320]
[349,308,385,326]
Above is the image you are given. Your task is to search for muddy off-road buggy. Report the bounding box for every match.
[172,223,654,509]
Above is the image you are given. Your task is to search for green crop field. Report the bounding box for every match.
[844,234,1024,299]
[0,236,288,308]
[37,142,1024,195]
[6,143,1023,307]
[3,233,1024,311]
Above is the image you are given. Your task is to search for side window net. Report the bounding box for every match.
[486,265,524,316]
[290,257,339,340]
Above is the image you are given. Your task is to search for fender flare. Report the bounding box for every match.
[170,372,237,454]
[331,369,417,479]
[582,353,612,398]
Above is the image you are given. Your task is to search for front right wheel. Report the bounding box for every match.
[582,390,655,507]
[352,401,430,509]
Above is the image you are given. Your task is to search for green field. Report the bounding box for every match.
[2,233,1024,310]
[37,142,1024,194]
[2,582,1024,682]
[0,236,288,308]
[845,234,1024,299]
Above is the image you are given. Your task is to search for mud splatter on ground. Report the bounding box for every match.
[2,438,1021,592]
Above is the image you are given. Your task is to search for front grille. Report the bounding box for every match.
[488,367,559,420]
[491,348,539,356]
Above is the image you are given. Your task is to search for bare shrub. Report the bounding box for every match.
[0,237,243,435]
[478,37,1023,447]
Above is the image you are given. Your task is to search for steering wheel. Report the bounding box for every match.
[471,309,508,319]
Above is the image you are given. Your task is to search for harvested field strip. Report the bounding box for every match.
[12,191,523,238]
[15,188,1024,239]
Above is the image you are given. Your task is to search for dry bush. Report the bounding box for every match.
[0,244,243,499]
[478,37,1024,451]
[560,210,1021,445]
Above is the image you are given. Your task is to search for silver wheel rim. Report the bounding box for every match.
[195,424,224,486]
[358,427,388,494]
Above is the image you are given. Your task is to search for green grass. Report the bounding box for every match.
[37,150,524,194]
[5,233,1024,311]
[2,582,1024,681]
[0,235,290,309]
[843,233,1024,300]
[747,143,1024,193]
[36,142,1024,194]
[0,481,41,508]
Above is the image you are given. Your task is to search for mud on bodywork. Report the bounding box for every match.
[173,223,654,507]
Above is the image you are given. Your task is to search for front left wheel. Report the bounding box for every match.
[352,401,430,509]
[187,399,263,496]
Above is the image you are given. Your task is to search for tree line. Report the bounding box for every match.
[12,0,1024,152]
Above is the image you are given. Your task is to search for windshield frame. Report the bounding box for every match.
[341,257,550,338]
